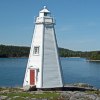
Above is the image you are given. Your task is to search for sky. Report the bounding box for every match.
[0,0,100,51]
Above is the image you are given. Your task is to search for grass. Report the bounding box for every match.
[0,91,60,100]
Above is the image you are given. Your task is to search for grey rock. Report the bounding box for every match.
[85,95,96,100]
[96,97,100,100]
[30,98,47,100]
[74,83,93,88]
[13,96,20,98]
[61,92,71,99]
[0,96,8,100]
[7,98,11,100]
[1,90,9,93]
[30,98,37,100]
[35,91,44,94]
[23,85,30,91]
[66,91,98,100]
[70,96,80,100]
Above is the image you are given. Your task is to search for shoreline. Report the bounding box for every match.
[66,57,81,58]
[0,83,99,89]
[1,57,100,61]
[0,83,100,100]
[87,60,100,62]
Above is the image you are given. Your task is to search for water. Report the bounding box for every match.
[0,57,100,88]
[61,57,100,89]
[0,58,27,87]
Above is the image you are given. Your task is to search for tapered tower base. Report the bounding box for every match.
[23,6,63,90]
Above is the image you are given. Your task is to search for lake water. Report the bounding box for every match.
[0,57,100,89]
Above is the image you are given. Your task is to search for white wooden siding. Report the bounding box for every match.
[42,25,63,88]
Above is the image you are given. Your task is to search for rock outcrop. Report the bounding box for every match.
[0,83,100,100]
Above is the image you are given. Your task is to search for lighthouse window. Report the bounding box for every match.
[44,13,47,16]
[44,13,50,16]
[34,47,39,55]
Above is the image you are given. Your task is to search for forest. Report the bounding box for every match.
[0,45,29,58]
[0,45,100,60]
[59,48,100,60]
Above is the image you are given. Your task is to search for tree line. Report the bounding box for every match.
[59,48,100,60]
[0,45,100,60]
[0,45,29,58]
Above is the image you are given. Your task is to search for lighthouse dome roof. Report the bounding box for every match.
[40,6,50,13]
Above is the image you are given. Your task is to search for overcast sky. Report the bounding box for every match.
[0,0,100,51]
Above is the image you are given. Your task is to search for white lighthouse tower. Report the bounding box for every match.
[23,6,63,90]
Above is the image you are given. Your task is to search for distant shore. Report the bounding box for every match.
[66,57,81,58]
[87,60,100,62]
[0,44,100,60]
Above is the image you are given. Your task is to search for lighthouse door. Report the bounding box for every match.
[30,70,35,85]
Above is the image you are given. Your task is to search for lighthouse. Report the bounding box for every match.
[23,6,63,90]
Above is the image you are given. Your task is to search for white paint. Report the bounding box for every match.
[23,6,63,89]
